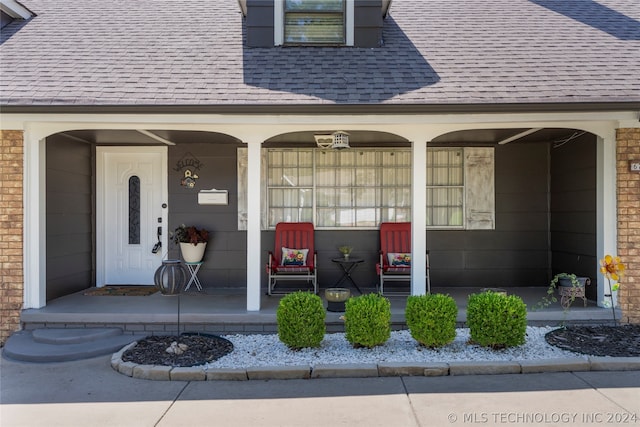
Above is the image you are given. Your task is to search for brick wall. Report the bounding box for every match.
[0,130,24,344]
[617,128,640,324]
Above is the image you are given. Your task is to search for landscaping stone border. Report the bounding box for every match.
[111,341,640,381]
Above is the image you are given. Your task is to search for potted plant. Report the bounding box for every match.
[172,224,209,263]
[338,245,353,260]
[535,273,590,311]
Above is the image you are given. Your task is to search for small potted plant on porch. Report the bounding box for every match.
[536,272,590,310]
[338,245,353,260]
[172,224,209,263]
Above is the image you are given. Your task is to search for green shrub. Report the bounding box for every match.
[405,294,458,348]
[466,291,527,349]
[276,291,326,350]
[344,293,391,348]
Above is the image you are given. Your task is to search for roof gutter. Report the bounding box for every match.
[1,102,639,116]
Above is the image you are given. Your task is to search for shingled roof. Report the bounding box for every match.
[1,0,639,110]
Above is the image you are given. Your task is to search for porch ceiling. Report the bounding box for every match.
[61,128,578,146]
[62,129,241,145]
[431,128,583,145]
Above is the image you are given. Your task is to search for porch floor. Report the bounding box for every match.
[20,286,619,335]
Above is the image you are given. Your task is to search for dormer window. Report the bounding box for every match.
[242,0,386,48]
[284,0,346,45]
[275,0,354,46]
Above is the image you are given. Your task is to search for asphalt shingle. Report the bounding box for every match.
[1,0,639,107]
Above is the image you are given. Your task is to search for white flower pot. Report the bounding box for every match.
[179,242,207,263]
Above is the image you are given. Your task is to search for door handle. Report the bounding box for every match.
[152,226,162,254]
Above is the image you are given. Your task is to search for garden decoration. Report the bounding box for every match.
[534,273,587,314]
[600,254,625,325]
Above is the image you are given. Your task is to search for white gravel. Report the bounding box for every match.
[205,326,583,369]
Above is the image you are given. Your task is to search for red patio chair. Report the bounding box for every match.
[376,222,430,295]
[266,222,318,295]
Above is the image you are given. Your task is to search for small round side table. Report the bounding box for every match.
[331,257,364,294]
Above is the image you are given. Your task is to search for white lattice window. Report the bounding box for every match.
[266,148,411,229]
[238,146,494,231]
[267,149,314,225]
[427,148,464,228]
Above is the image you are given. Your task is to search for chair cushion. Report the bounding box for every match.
[281,247,309,266]
[388,252,411,266]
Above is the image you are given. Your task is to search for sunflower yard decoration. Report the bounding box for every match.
[599,255,625,325]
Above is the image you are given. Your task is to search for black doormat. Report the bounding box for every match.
[83,286,158,296]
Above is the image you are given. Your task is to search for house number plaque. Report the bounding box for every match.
[630,161,640,173]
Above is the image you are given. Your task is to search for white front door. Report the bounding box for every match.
[96,147,168,286]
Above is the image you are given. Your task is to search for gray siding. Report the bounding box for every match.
[354,0,384,48]
[550,134,598,299]
[245,0,274,47]
[428,143,551,288]
[168,142,247,288]
[46,134,94,300]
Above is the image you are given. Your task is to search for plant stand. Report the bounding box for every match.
[558,277,590,308]
[559,286,587,308]
[184,261,203,291]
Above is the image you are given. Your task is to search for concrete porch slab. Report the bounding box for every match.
[18,287,620,335]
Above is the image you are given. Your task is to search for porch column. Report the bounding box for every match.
[596,133,618,307]
[245,139,262,311]
[411,139,428,295]
[23,126,47,308]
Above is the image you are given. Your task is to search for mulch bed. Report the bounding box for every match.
[121,334,234,367]
[545,324,640,357]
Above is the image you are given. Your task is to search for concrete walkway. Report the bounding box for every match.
[2,355,638,427]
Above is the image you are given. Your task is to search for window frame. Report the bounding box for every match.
[426,147,465,230]
[275,0,354,46]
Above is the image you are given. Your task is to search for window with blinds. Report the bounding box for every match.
[284,0,345,45]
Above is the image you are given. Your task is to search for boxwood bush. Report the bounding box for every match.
[466,291,527,349]
[344,293,391,348]
[405,294,458,348]
[276,291,326,350]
